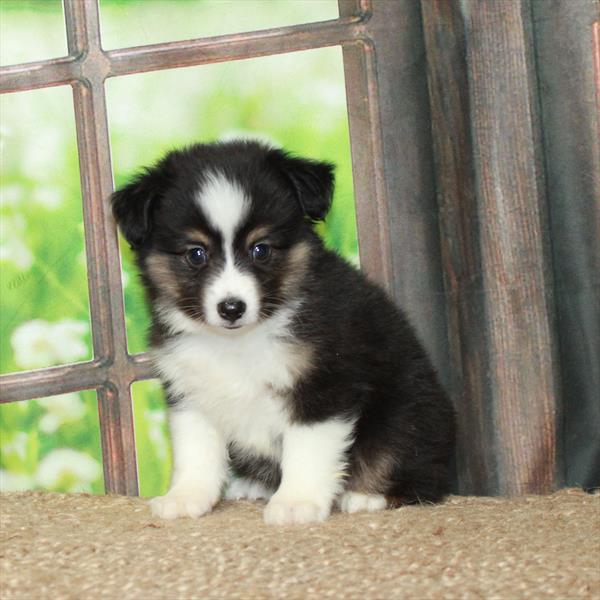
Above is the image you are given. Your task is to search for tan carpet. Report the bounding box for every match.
[1,489,598,599]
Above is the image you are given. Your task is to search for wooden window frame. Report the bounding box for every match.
[0,0,392,495]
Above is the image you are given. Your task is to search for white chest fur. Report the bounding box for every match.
[153,310,311,459]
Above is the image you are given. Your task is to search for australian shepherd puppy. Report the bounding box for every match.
[111,140,455,524]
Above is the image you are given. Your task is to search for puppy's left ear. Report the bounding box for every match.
[268,150,335,221]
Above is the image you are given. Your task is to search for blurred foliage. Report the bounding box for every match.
[0,0,355,497]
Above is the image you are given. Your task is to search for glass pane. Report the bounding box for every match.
[131,379,170,498]
[0,390,104,494]
[0,0,67,66]
[100,0,338,50]
[0,86,92,374]
[107,47,356,355]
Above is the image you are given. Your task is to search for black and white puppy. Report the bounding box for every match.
[112,140,455,524]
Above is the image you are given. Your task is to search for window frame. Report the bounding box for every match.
[0,0,392,495]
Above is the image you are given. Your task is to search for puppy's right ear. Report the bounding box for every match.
[111,162,172,249]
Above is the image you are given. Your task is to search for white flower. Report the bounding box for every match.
[50,320,89,363]
[0,213,33,269]
[2,432,29,461]
[36,448,102,492]
[37,392,86,434]
[35,186,62,209]
[0,184,62,210]
[10,319,89,370]
[0,183,25,208]
[0,470,34,492]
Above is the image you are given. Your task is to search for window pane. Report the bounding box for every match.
[0,86,92,374]
[107,47,356,355]
[131,379,170,498]
[0,390,104,494]
[0,0,67,66]
[100,0,338,50]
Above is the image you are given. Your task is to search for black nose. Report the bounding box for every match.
[217,298,246,322]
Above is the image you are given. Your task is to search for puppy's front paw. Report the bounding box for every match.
[264,495,330,525]
[149,488,218,520]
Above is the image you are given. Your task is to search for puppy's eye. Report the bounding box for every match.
[187,246,208,266]
[251,243,271,263]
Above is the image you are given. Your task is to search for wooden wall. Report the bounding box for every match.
[356,0,599,495]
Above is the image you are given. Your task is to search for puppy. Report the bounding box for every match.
[111,140,455,524]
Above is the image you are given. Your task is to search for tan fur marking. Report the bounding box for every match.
[287,341,314,382]
[184,229,212,248]
[281,241,311,299]
[348,452,395,495]
[245,226,271,248]
[146,252,180,297]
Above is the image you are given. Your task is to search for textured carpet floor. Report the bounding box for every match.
[1,489,598,599]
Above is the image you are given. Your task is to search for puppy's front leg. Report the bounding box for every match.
[264,419,354,525]
[150,408,227,519]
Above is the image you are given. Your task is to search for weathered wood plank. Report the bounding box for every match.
[421,0,495,494]
[344,0,450,386]
[423,0,561,495]
[531,0,600,490]
[339,0,395,293]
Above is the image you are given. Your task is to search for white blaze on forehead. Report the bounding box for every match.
[195,171,261,329]
[196,171,248,243]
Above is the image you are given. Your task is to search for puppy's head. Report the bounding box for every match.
[111,141,334,334]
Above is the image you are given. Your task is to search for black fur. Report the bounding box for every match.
[112,140,456,507]
[290,252,455,502]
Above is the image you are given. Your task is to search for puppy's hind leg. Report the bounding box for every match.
[224,477,274,501]
[338,491,387,513]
